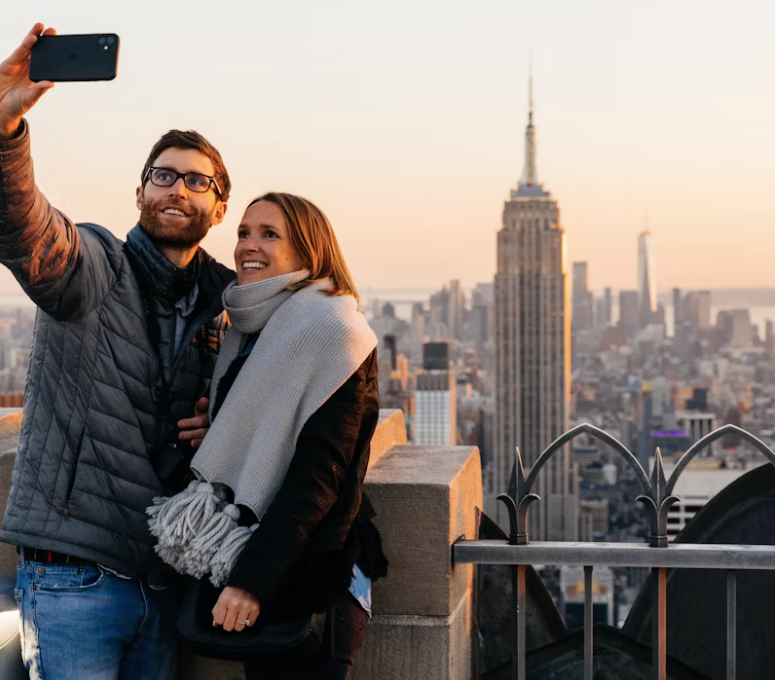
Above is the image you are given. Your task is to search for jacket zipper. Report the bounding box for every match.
[173,304,223,367]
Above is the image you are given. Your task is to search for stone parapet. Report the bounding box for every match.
[364,444,482,617]
[0,409,22,576]
[370,409,408,467]
[351,443,482,680]
[352,593,474,680]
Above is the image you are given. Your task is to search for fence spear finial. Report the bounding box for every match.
[498,447,539,545]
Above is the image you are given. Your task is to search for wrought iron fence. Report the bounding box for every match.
[452,423,775,680]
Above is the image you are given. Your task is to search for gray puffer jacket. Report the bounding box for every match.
[0,122,235,584]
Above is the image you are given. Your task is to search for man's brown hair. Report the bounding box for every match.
[141,130,231,202]
[248,192,360,302]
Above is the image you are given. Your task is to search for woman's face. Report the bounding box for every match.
[235,201,306,285]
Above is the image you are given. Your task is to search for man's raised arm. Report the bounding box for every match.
[0,24,111,320]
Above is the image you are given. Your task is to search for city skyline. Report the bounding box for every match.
[2,2,775,295]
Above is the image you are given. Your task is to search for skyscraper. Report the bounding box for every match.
[638,232,657,328]
[414,342,457,446]
[493,77,577,541]
[572,262,592,333]
[604,287,613,327]
[619,290,640,336]
[673,288,682,336]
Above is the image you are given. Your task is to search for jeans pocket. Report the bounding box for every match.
[34,564,105,593]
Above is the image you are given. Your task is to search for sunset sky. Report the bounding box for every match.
[3,1,774,296]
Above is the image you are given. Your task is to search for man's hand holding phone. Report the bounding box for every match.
[0,24,56,141]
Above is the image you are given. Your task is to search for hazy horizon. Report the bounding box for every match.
[3,2,774,296]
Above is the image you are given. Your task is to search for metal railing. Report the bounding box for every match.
[452,423,775,680]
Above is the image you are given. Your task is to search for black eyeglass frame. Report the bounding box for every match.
[144,167,223,197]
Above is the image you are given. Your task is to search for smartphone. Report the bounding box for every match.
[29,34,120,82]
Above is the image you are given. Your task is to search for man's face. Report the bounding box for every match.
[135,147,227,249]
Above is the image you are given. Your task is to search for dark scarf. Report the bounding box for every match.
[125,224,202,304]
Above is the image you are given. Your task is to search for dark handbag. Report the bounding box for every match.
[176,577,326,661]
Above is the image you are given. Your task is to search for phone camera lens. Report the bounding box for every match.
[98,37,107,45]
[107,37,115,45]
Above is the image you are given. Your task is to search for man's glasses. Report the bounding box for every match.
[144,167,223,197]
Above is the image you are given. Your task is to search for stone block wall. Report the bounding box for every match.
[0,409,23,575]
[352,443,482,680]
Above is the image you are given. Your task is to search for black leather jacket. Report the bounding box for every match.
[220,347,387,616]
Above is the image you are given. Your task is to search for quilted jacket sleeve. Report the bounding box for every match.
[0,120,112,320]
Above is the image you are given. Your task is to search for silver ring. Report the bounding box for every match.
[239,619,251,626]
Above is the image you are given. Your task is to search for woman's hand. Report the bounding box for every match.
[212,586,260,632]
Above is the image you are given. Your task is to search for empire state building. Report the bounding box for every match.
[492,79,578,541]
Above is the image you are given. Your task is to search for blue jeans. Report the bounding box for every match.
[15,554,178,680]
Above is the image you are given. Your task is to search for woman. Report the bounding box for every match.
[149,192,387,679]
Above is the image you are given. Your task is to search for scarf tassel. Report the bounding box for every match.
[208,524,257,587]
[147,482,250,579]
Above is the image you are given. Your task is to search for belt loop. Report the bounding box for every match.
[18,546,25,568]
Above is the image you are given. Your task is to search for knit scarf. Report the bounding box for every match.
[147,270,378,585]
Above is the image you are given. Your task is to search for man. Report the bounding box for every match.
[0,24,236,679]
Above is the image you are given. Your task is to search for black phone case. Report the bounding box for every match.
[29,34,120,82]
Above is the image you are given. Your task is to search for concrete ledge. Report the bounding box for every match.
[370,409,408,467]
[365,445,482,617]
[352,590,474,680]
[0,409,21,443]
[0,410,22,576]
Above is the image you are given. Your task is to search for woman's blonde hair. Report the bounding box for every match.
[247,192,359,302]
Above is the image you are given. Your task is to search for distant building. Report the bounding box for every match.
[379,335,412,436]
[619,291,640,336]
[377,334,398,397]
[409,302,426,363]
[673,288,682,336]
[414,342,456,446]
[579,499,610,541]
[470,305,489,344]
[422,341,451,370]
[471,282,494,345]
[572,262,593,333]
[717,309,753,348]
[603,287,613,327]
[680,290,712,334]
[562,565,615,628]
[448,279,464,341]
[676,411,717,457]
[493,76,577,541]
[638,232,657,328]
[697,291,711,330]
[595,297,608,330]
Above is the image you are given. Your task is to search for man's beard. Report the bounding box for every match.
[139,196,212,249]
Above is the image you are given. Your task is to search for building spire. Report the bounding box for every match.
[528,53,534,126]
[520,66,539,188]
